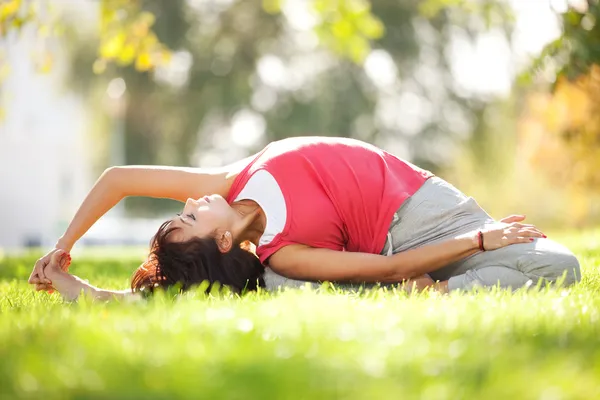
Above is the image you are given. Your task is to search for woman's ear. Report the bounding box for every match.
[215,230,233,253]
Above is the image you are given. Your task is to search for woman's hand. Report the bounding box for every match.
[481,222,546,251]
[403,274,435,292]
[41,250,84,300]
[41,250,136,302]
[28,248,71,292]
[45,250,71,278]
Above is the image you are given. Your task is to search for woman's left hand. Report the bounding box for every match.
[403,274,435,292]
[29,249,71,293]
[36,251,72,293]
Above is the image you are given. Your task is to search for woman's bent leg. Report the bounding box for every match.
[448,266,537,291]
[446,238,581,291]
[382,177,580,291]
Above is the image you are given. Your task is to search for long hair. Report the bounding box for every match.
[131,220,265,294]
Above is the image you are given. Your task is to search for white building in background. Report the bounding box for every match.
[0,27,163,251]
[0,27,93,250]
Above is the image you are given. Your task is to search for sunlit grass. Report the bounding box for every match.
[1,230,599,399]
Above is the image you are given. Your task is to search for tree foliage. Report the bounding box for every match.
[533,0,600,82]
[518,1,600,224]
[95,0,171,73]
[2,0,514,216]
[525,3,600,185]
[0,0,36,36]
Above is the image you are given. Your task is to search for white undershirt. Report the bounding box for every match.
[234,169,287,247]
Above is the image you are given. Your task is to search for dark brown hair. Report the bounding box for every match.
[131,220,265,294]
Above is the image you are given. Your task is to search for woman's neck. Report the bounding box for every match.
[231,200,267,247]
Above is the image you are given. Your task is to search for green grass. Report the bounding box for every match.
[1,231,600,400]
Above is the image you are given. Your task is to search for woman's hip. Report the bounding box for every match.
[381,177,494,255]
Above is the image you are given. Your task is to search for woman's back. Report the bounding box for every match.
[227,136,433,261]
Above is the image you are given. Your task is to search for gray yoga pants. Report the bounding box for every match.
[263,177,581,291]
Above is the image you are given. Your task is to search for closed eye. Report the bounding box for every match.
[176,212,196,221]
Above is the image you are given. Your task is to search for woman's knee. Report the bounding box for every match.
[526,247,581,286]
[552,251,581,286]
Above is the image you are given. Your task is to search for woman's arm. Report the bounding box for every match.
[269,235,478,283]
[56,165,234,252]
[44,250,139,302]
[29,157,253,287]
[268,223,544,283]
[48,270,138,302]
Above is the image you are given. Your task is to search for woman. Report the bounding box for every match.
[29,136,580,300]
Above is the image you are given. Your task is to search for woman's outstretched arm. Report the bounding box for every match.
[29,157,254,288]
[268,222,545,284]
[44,251,139,301]
[49,270,137,302]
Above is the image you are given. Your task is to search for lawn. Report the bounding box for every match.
[1,230,599,400]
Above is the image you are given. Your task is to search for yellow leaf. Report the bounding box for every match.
[262,0,281,14]
[100,31,126,59]
[135,52,152,71]
[357,15,384,39]
[100,6,116,27]
[117,44,136,65]
[141,33,158,47]
[332,20,354,39]
[0,0,20,21]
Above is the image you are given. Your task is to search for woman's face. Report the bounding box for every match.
[169,195,236,242]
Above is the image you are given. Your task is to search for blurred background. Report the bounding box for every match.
[0,0,599,251]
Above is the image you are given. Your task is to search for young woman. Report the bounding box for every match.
[29,136,581,300]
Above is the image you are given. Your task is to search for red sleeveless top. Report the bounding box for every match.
[226,137,432,264]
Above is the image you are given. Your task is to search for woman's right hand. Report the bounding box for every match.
[481,222,546,251]
[42,250,84,300]
[28,248,71,291]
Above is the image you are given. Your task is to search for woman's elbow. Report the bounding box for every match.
[99,167,126,195]
[102,166,124,179]
[379,262,413,283]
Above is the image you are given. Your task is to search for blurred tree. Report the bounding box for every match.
[1,0,171,71]
[0,0,171,120]
[3,0,514,216]
[529,0,600,82]
[519,1,600,225]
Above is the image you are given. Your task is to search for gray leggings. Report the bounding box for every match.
[263,177,581,291]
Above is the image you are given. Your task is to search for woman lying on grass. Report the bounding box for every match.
[29,136,580,300]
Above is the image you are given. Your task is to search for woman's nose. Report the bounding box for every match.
[185,198,199,207]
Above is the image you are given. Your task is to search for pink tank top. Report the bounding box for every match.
[226,137,433,264]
